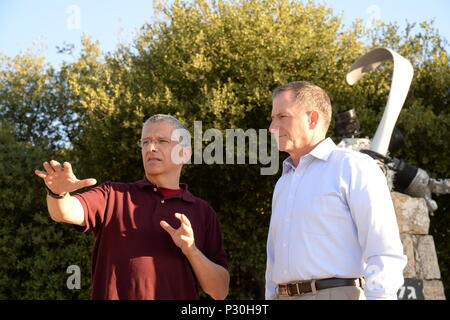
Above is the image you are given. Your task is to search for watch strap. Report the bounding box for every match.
[45,185,67,199]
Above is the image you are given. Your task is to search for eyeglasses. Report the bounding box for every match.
[137,137,173,149]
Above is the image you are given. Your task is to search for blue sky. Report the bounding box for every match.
[1,0,449,67]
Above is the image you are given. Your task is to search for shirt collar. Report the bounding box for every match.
[282,157,296,175]
[309,137,336,161]
[282,138,336,175]
[135,177,196,203]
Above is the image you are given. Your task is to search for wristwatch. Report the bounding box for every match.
[45,185,68,199]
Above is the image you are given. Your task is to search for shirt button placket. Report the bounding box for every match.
[284,173,297,276]
[287,162,305,276]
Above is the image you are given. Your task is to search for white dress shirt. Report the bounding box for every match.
[265,138,407,300]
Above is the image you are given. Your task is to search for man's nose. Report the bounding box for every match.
[148,143,157,152]
[269,120,278,134]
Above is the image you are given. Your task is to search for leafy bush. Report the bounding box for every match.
[1,0,448,299]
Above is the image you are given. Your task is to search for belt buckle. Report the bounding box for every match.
[287,280,317,296]
[286,282,305,296]
[287,283,302,296]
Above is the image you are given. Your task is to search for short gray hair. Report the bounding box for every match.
[272,81,332,131]
[142,114,190,147]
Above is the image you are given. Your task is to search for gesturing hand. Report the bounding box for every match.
[160,213,196,256]
[34,160,97,195]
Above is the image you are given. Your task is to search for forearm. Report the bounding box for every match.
[185,247,229,300]
[47,194,85,226]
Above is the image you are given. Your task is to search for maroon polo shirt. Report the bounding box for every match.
[73,178,228,300]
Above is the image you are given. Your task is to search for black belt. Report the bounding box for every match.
[278,278,364,296]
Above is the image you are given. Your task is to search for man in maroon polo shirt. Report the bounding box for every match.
[34,114,229,300]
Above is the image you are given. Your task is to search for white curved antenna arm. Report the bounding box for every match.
[346,48,414,156]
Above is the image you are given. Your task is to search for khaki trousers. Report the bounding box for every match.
[276,286,366,300]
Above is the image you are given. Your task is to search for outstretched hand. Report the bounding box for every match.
[34,160,97,195]
[160,213,196,256]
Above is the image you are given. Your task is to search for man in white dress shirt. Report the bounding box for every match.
[265,81,407,300]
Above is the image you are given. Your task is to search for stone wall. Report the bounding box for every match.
[392,192,446,300]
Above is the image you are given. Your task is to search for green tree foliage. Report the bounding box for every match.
[0,122,91,299]
[1,0,449,299]
[0,53,77,151]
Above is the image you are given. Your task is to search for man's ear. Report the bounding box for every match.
[309,111,320,129]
